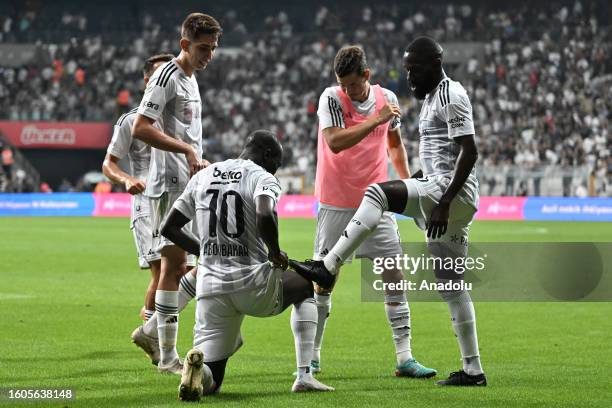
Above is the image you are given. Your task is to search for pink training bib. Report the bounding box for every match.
[315,84,390,208]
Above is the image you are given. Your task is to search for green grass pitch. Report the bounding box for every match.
[1,218,611,407]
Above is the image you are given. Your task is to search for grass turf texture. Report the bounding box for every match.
[1,218,611,407]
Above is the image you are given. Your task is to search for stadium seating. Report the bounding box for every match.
[0,0,609,195]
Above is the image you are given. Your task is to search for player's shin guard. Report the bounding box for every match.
[155,290,180,367]
[323,184,388,273]
[312,293,331,367]
[439,289,483,375]
[291,298,318,379]
[384,294,413,364]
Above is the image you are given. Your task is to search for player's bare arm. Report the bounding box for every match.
[160,208,200,256]
[255,195,288,270]
[101,153,146,195]
[323,103,400,154]
[132,114,206,176]
[386,128,410,179]
[427,134,478,239]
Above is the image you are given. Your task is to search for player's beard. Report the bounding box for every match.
[411,85,428,100]
[410,75,438,100]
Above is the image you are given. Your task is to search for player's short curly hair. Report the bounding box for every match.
[334,45,368,78]
[142,54,174,76]
[181,13,222,41]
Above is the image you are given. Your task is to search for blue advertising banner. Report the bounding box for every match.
[0,193,95,216]
[524,197,612,222]
[0,193,611,221]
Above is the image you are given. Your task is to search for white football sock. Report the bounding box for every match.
[178,270,197,309]
[439,289,483,375]
[323,184,388,274]
[155,290,179,366]
[384,294,413,364]
[143,272,197,338]
[291,298,317,379]
[144,309,154,321]
[143,314,158,337]
[312,293,331,363]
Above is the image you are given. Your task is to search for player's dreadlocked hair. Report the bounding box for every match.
[142,54,174,76]
[334,45,368,78]
[181,13,222,41]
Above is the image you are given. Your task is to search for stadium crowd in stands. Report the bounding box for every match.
[0,0,609,195]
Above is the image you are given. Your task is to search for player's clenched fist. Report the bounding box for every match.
[124,177,146,195]
[376,103,401,125]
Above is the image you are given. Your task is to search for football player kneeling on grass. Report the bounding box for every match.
[161,130,335,401]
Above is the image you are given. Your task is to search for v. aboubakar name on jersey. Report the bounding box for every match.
[203,242,249,257]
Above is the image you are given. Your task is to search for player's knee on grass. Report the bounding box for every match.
[282,271,314,310]
[203,358,228,395]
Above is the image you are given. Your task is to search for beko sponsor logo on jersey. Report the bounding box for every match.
[213,167,243,180]
[448,116,466,128]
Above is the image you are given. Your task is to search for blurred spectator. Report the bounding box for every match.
[40,182,53,193]
[2,146,14,179]
[0,0,609,195]
[94,181,112,193]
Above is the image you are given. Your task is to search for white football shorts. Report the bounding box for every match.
[150,191,197,266]
[131,215,161,269]
[313,204,403,262]
[193,267,284,362]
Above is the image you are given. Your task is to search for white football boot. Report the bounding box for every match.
[130,325,160,366]
[291,374,335,392]
[159,358,183,375]
[178,349,213,401]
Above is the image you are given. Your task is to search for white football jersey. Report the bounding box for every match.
[107,108,151,222]
[173,159,282,297]
[418,75,479,207]
[137,58,203,198]
[317,86,401,130]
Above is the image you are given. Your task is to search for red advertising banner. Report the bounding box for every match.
[0,121,112,149]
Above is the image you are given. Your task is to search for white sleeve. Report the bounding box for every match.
[317,88,345,130]
[253,172,282,203]
[137,65,176,122]
[172,176,197,220]
[439,86,475,138]
[106,114,133,159]
[383,89,402,131]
